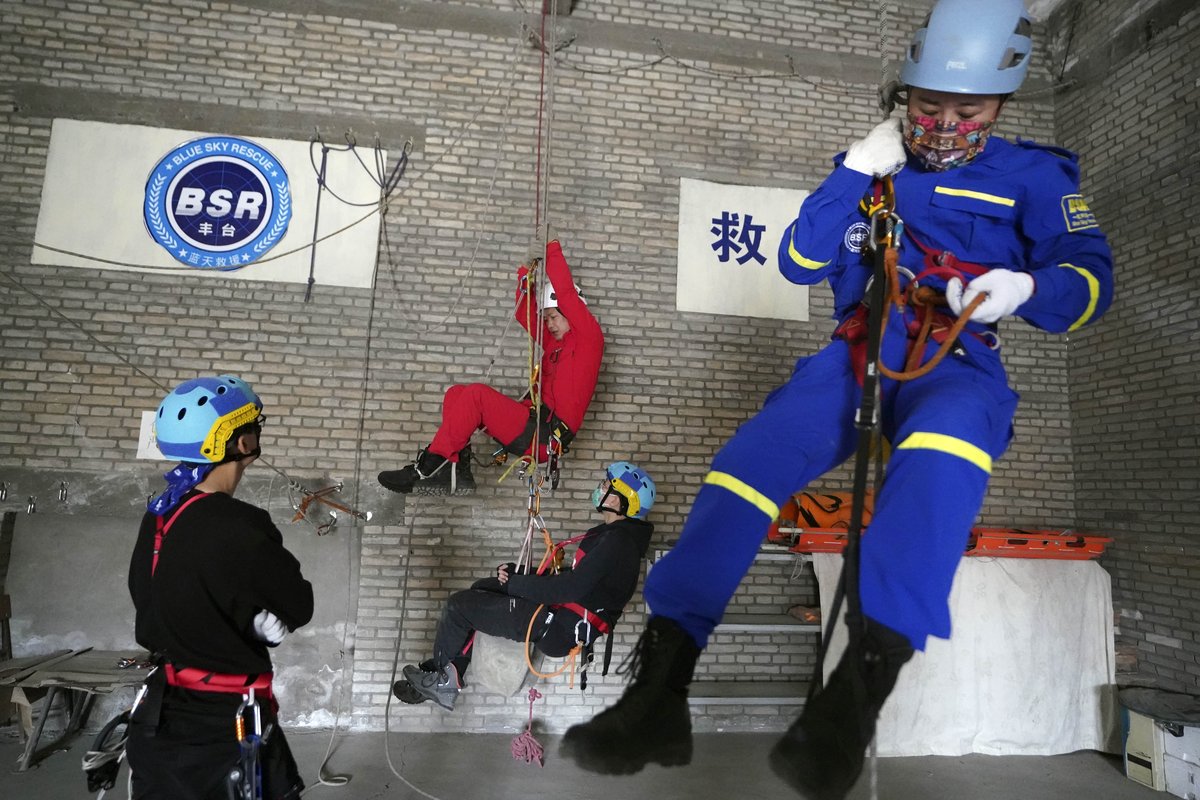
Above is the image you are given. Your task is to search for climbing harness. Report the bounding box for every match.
[837,180,991,386]
[289,481,373,536]
[515,528,614,691]
[151,492,211,574]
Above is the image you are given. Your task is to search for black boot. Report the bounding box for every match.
[769,617,914,800]
[453,446,476,493]
[560,616,700,774]
[378,448,449,494]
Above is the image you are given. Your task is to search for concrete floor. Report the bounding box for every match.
[0,726,1166,800]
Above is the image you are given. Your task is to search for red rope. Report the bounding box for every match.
[511,687,545,767]
[533,2,547,228]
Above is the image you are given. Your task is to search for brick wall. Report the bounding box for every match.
[1,0,1164,733]
[1050,1,1200,689]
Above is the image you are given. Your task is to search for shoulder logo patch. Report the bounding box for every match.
[1061,194,1098,232]
[844,221,870,252]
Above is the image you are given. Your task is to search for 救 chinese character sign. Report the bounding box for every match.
[676,177,810,322]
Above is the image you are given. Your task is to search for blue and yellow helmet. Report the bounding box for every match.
[154,375,262,463]
[597,461,656,520]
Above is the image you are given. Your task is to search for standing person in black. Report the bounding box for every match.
[395,461,657,710]
[127,375,314,800]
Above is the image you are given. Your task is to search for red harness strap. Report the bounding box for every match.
[164,663,274,697]
[552,602,611,636]
[903,227,990,280]
[151,492,211,576]
[164,663,277,713]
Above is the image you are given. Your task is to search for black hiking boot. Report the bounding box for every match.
[452,446,476,493]
[768,617,914,800]
[560,616,700,774]
[379,448,465,495]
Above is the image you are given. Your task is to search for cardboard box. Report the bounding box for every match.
[1125,707,1166,791]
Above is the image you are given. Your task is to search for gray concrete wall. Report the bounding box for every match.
[3,479,360,728]
[1048,0,1200,688]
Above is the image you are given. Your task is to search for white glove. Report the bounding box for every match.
[843,118,907,177]
[252,609,288,646]
[945,270,1035,324]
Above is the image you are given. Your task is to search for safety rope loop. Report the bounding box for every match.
[523,603,582,683]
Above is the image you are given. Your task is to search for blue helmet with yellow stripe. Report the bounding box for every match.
[154,375,262,463]
[594,461,656,520]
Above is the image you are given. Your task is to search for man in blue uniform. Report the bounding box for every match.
[560,1,1113,797]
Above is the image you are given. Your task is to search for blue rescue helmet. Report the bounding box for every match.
[154,375,263,463]
[899,0,1033,95]
[593,461,656,520]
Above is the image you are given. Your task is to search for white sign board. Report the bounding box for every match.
[676,177,810,322]
[136,410,167,461]
[33,119,383,288]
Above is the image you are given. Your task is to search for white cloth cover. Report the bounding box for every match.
[812,554,1119,756]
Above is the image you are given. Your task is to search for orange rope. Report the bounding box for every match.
[876,246,987,382]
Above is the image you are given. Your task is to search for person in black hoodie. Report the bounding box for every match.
[395,461,656,710]
[126,375,314,800]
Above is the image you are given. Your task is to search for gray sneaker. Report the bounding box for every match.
[401,662,461,711]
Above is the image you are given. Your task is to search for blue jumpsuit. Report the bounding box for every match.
[645,137,1114,651]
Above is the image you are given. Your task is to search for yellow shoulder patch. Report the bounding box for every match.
[1061,194,1099,232]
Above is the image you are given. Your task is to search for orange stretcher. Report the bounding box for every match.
[774,526,1113,560]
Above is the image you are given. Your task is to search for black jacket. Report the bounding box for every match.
[504,516,653,633]
[128,490,314,675]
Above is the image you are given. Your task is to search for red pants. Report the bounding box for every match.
[428,383,552,463]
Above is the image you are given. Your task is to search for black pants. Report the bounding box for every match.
[433,578,578,671]
[126,675,302,800]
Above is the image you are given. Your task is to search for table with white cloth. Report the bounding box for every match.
[811,553,1119,757]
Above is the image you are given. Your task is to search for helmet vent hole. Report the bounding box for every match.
[177,409,186,421]
[998,47,1027,69]
[217,386,227,395]
[197,396,208,406]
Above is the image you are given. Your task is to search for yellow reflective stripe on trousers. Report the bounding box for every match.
[703,471,780,519]
[895,432,992,474]
[1059,263,1101,331]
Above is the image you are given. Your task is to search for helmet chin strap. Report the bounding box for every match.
[224,426,263,463]
[593,486,627,517]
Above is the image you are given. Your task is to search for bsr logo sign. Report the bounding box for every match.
[145,136,291,269]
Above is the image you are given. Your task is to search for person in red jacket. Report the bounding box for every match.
[379,238,604,494]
